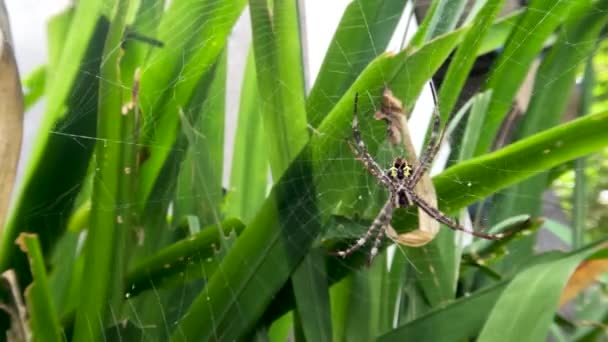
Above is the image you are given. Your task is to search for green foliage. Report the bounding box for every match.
[1,1,608,341]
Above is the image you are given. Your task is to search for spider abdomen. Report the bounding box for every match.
[393,189,412,208]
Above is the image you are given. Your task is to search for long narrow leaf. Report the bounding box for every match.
[174,49,227,226]
[125,218,245,297]
[249,0,309,177]
[18,234,62,342]
[488,0,608,269]
[438,0,505,122]
[72,1,132,340]
[478,243,608,341]
[475,0,577,155]
[1,19,109,274]
[378,279,509,341]
[306,0,407,126]
[137,0,246,206]
[224,49,268,223]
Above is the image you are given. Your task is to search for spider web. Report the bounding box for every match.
[8,0,606,340]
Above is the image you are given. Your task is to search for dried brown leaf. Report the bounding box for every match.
[0,16,24,235]
[559,259,608,306]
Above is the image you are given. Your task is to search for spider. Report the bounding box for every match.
[334,93,509,264]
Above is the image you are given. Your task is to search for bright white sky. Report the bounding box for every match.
[5,0,69,75]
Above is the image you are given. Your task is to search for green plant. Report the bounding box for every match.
[1,0,608,341]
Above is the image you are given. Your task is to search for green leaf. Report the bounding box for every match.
[430,110,608,216]
[18,234,62,342]
[177,25,608,336]
[573,55,595,249]
[249,2,331,341]
[1,18,109,274]
[343,261,383,342]
[171,28,462,340]
[328,254,385,342]
[171,146,320,341]
[47,8,74,71]
[43,1,102,125]
[121,0,165,74]
[378,251,407,333]
[174,48,227,225]
[438,0,505,122]
[409,0,439,47]
[249,0,309,178]
[268,312,293,342]
[290,250,332,342]
[458,91,492,161]
[137,0,246,206]
[488,0,608,269]
[329,275,351,342]
[497,0,607,211]
[477,9,523,55]
[72,0,132,340]
[378,279,509,341]
[11,3,104,248]
[22,65,46,110]
[401,229,458,307]
[475,0,577,155]
[423,0,468,40]
[306,0,407,127]
[125,218,245,297]
[47,230,82,320]
[478,243,608,342]
[224,48,268,223]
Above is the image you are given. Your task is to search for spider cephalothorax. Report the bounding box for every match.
[336,93,511,264]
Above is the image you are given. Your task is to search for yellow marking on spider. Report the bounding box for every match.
[404,165,412,177]
[389,167,398,178]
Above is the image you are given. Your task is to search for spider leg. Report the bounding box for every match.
[350,93,392,187]
[408,105,446,186]
[409,191,508,240]
[366,225,386,266]
[333,200,394,259]
[348,141,392,188]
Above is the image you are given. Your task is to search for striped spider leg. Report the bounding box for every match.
[407,103,445,187]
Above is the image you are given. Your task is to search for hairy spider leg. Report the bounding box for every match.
[334,200,394,259]
[367,224,386,265]
[408,105,446,186]
[349,93,392,188]
[409,191,507,240]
